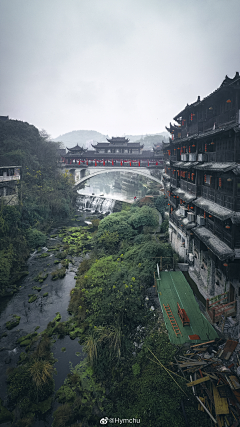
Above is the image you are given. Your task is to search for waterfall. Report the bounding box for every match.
[76,195,115,214]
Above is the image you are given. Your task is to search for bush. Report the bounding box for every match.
[26,228,47,249]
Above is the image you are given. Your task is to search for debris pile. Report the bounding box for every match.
[174,339,240,426]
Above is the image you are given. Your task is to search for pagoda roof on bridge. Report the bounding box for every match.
[106,136,130,143]
[92,141,144,149]
[66,143,87,153]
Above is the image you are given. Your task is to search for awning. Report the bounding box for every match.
[162,173,170,180]
[193,197,233,220]
[172,187,197,202]
[181,162,199,169]
[194,162,237,172]
[193,227,234,261]
[173,161,185,167]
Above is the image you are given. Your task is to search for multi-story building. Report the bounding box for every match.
[162,72,240,317]
[0,166,21,205]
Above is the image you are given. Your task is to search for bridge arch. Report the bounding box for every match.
[74,167,163,187]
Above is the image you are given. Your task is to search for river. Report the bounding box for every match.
[0,194,118,426]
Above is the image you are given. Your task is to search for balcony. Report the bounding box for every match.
[180,180,197,196]
[205,151,235,162]
[0,175,20,182]
[202,186,234,210]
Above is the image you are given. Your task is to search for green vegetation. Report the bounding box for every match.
[50,204,210,426]
[0,119,77,297]
[5,315,21,330]
[7,335,56,425]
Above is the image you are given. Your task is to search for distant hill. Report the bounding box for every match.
[53,130,108,149]
[53,130,169,149]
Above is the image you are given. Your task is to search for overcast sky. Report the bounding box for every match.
[1,0,240,139]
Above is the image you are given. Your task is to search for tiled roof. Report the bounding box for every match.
[180,162,199,169]
[193,226,234,261]
[194,162,237,172]
[193,197,233,220]
[172,188,196,202]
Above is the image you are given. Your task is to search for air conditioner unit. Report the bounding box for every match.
[189,253,194,262]
[197,215,205,226]
[187,212,195,222]
[197,153,207,162]
[180,206,186,216]
[181,154,189,161]
[189,153,197,162]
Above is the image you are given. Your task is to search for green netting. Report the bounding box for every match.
[157,271,219,345]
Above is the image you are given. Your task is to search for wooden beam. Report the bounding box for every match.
[187,376,210,387]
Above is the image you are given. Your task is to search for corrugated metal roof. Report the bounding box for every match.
[193,226,234,260]
[193,197,233,220]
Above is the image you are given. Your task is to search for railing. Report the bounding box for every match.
[178,110,237,140]
[207,299,237,323]
[202,186,234,210]
[206,292,236,323]
[170,177,177,187]
[180,180,187,192]
[170,155,177,162]
[214,224,233,247]
[180,180,197,195]
[0,175,20,182]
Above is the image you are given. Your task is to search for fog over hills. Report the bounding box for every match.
[53,130,169,149]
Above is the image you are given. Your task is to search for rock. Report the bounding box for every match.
[5,356,11,364]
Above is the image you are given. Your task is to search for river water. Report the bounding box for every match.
[0,194,118,426]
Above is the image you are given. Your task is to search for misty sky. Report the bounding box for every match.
[1,0,240,139]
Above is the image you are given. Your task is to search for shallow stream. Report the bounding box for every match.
[0,196,113,426]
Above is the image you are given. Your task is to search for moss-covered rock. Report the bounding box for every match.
[18,351,28,364]
[51,267,66,280]
[38,252,50,258]
[69,327,84,340]
[17,332,38,344]
[28,294,38,303]
[32,286,42,292]
[5,315,21,330]
[19,339,32,347]
[43,292,48,297]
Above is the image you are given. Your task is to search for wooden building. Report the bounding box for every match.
[91,136,144,154]
[162,72,240,319]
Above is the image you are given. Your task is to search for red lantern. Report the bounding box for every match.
[86,160,88,165]
[112,160,114,166]
[95,161,97,166]
[138,161,140,166]
[121,161,123,166]
[156,161,158,165]
[130,161,131,166]
[148,161,149,166]
[223,263,228,267]
[103,160,105,166]
[78,161,80,165]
